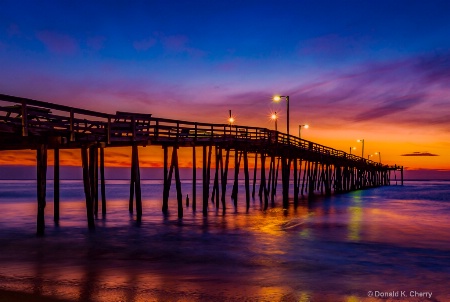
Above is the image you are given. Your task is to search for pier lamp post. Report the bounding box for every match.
[350,147,356,154]
[273,95,289,136]
[375,152,381,163]
[228,110,235,134]
[271,112,278,131]
[357,139,365,158]
[367,154,372,160]
[298,124,309,140]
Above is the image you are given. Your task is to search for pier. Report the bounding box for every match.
[0,93,403,235]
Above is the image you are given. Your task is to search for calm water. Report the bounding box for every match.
[0,180,449,302]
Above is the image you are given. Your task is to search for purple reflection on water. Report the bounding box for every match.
[0,180,449,301]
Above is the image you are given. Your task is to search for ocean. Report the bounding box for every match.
[0,180,449,302]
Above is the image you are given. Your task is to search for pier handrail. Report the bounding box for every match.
[0,93,391,169]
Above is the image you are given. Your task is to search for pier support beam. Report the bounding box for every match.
[202,145,209,216]
[293,158,298,206]
[192,146,196,211]
[173,147,183,218]
[91,146,98,218]
[243,149,250,212]
[128,145,142,220]
[37,144,48,236]
[252,153,258,199]
[221,148,230,212]
[81,146,95,231]
[100,146,106,216]
[163,146,169,214]
[260,153,268,210]
[163,146,182,216]
[401,167,404,186]
[211,146,220,207]
[281,157,290,209]
[53,148,59,224]
[231,149,241,208]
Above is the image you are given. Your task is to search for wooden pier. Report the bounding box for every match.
[0,93,403,235]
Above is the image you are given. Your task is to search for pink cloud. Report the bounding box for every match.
[36,30,78,54]
[133,37,157,51]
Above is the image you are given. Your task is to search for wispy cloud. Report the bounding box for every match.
[86,36,106,51]
[298,34,368,60]
[353,95,425,122]
[133,38,156,51]
[415,52,450,86]
[401,152,439,157]
[162,34,205,57]
[36,30,78,54]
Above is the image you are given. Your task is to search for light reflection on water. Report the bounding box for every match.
[0,180,450,301]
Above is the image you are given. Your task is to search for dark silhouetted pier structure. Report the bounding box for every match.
[0,94,404,235]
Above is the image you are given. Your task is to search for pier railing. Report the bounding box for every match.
[0,93,386,168]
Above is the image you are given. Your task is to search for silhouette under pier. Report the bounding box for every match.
[0,93,404,235]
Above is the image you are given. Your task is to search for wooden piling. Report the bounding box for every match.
[128,145,135,214]
[231,149,241,206]
[281,157,289,209]
[192,146,196,211]
[401,166,404,186]
[301,160,308,196]
[132,145,142,220]
[268,155,274,203]
[261,153,268,210]
[92,146,99,217]
[100,146,106,216]
[207,145,212,194]
[53,148,60,223]
[89,148,96,202]
[252,153,258,198]
[216,148,223,210]
[37,144,47,236]
[243,150,250,212]
[202,145,208,216]
[163,146,175,215]
[221,148,230,212]
[173,147,183,218]
[212,146,220,206]
[274,157,280,196]
[81,146,95,231]
[293,158,298,206]
[162,145,169,214]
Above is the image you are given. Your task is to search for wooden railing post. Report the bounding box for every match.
[69,109,75,141]
[21,102,28,136]
[194,123,198,142]
[131,116,136,141]
[155,120,159,139]
[107,116,111,145]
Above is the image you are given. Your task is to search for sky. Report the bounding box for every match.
[1,0,450,179]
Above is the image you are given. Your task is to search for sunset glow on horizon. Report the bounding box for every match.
[1,1,450,178]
